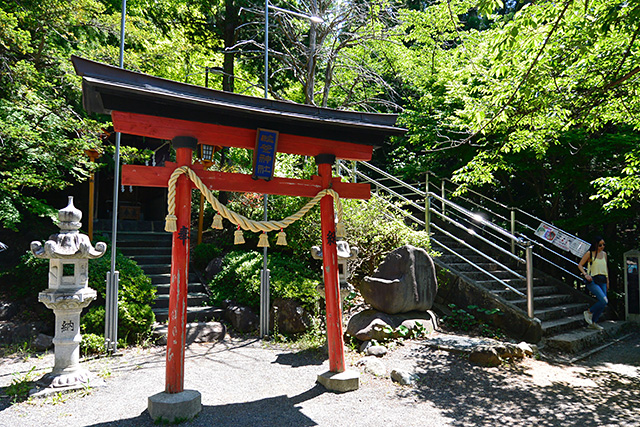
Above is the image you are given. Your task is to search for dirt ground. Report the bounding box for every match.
[0,331,638,426]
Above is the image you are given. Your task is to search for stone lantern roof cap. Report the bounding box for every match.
[30,197,107,260]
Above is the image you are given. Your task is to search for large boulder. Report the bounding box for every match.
[360,245,437,314]
[270,298,312,335]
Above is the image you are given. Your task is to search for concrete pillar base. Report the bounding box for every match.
[148,390,202,423]
[317,370,359,392]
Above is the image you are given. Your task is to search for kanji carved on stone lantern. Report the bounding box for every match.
[30,196,106,389]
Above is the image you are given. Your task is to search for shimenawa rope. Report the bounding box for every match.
[164,166,345,240]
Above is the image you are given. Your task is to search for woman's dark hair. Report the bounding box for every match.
[588,236,604,252]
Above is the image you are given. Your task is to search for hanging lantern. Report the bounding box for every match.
[199,144,216,162]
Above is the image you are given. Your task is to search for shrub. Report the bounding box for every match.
[81,302,155,345]
[88,236,155,307]
[208,250,321,311]
[192,243,223,270]
[3,235,156,346]
[80,333,105,356]
[2,253,48,300]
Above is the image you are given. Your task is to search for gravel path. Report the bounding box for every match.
[0,331,638,427]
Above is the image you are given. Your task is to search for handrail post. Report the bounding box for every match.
[526,243,534,318]
[351,161,357,183]
[441,180,446,216]
[425,174,430,235]
[510,209,516,254]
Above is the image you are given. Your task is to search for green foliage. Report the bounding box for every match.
[0,0,109,231]
[5,366,36,404]
[192,243,223,270]
[88,237,155,306]
[208,251,321,311]
[443,304,505,339]
[81,239,155,345]
[81,302,154,345]
[80,333,105,356]
[2,253,49,300]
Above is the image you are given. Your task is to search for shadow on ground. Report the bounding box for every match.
[397,338,640,427]
[86,386,326,427]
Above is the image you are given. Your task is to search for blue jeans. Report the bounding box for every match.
[587,275,608,322]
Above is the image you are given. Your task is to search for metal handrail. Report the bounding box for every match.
[341,160,595,320]
[431,222,525,280]
[345,166,425,213]
[374,194,425,226]
[428,172,588,251]
[431,236,526,297]
[358,161,426,197]
[430,208,524,264]
[429,192,525,247]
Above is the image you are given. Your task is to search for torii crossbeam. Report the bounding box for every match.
[73,56,406,422]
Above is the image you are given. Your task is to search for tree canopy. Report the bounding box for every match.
[1,0,639,250]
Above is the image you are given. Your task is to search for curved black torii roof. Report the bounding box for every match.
[72,56,406,148]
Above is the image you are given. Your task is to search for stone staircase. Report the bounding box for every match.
[431,235,631,354]
[95,220,219,323]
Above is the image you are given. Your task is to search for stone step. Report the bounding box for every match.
[541,314,587,336]
[148,273,198,285]
[153,292,209,309]
[534,303,590,321]
[492,285,559,300]
[128,254,172,264]
[94,219,168,234]
[153,306,224,323]
[545,321,630,353]
[511,294,573,310]
[446,262,505,273]
[463,270,519,281]
[476,278,545,292]
[119,247,172,256]
[154,282,207,295]
[136,264,171,275]
[435,253,503,265]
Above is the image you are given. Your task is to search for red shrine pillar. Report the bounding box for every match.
[166,136,197,393]
[316,154,346,373]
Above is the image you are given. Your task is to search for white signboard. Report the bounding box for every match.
[534,223,589,257]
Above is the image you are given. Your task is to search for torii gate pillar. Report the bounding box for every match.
[316,154,359,392]
[148,136,202,422]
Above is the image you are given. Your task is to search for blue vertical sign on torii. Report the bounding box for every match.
[253,128,279,181]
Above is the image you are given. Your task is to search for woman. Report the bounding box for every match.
[578,237,609,330]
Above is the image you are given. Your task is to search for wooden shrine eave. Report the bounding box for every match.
[71,56,406,153]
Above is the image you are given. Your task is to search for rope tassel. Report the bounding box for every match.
[234,227,245,245]
[336,221,346,239]
[276,229,287,246]
[257,232,270,248]
[165,214,178,232]
[211,213,223,230]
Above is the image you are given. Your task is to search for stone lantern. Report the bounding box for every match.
[311,240,358,302]
[30,196,106,389]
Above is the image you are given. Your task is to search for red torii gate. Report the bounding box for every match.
[73,56,405,422]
